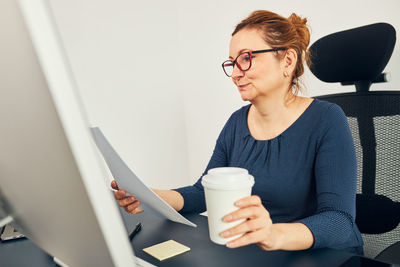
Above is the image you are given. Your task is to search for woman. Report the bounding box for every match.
[113,10,363,254]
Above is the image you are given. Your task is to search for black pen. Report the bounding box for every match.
[129,222,142,241]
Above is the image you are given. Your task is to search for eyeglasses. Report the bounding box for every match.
[221,48,286,77]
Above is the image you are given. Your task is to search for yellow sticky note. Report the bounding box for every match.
[143,240,190,261]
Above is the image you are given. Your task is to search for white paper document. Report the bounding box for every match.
[91,127,196,227]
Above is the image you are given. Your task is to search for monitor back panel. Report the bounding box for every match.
[0,1,134,266]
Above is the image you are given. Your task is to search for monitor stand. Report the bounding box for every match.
[0,224,25,241]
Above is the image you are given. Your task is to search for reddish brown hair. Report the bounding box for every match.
[232,10,311,94]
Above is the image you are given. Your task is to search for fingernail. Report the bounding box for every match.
[220,231,230,238]
[235,201,242,206]
[223,215,232,222]
[226,242,235,248]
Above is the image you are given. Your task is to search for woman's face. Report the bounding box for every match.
[229,28,287,102]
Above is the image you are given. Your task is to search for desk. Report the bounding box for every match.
[127,212,354,267]
[0,211,384,267]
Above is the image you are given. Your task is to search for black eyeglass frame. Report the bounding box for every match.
[222,48,286,77]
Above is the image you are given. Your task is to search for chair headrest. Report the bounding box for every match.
[308,23,396,83]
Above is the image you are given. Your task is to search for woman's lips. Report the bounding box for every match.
[238,83,250,90]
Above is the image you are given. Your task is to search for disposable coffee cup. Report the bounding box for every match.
[201,167,254,245]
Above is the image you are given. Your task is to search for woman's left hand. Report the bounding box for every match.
[221,195,282,250]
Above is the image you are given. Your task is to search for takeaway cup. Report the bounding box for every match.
[201,167,254,245]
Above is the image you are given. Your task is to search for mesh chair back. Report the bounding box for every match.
[317,92,400,258]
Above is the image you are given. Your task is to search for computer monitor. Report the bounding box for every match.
[0,0,137,266]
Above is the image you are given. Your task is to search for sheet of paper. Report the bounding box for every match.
[90,127,196,227]
[143,240,190,261]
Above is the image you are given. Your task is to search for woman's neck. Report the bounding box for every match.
[250,90,297,125]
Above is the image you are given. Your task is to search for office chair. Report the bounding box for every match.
[308,23,400,263]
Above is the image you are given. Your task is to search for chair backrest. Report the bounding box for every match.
[309,23,400,258]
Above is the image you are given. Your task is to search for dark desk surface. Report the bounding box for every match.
[126,212,353,267]
[0,210,385,267]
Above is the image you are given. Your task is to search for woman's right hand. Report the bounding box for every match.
[111,180,144,214]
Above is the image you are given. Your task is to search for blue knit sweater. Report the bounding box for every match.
[175,99,363,254]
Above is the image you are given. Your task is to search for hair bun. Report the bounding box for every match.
[288,13,310,50]
[288,13,307,26]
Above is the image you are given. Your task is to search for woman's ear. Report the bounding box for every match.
[281,48,297,77]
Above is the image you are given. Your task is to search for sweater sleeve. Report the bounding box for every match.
[174,118,231,214]
[296,104,363,250]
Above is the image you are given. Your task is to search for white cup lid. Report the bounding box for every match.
[201,167,254,190]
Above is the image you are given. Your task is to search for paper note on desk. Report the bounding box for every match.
[91,127,196,227]
[143,240,190,261]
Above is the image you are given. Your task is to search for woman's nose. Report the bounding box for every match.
[231,64,244,80]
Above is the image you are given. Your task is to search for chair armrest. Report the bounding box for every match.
[375,241,400,265]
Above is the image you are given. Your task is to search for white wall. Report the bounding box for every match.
[50,0,188,189]
[50,0,400,188]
